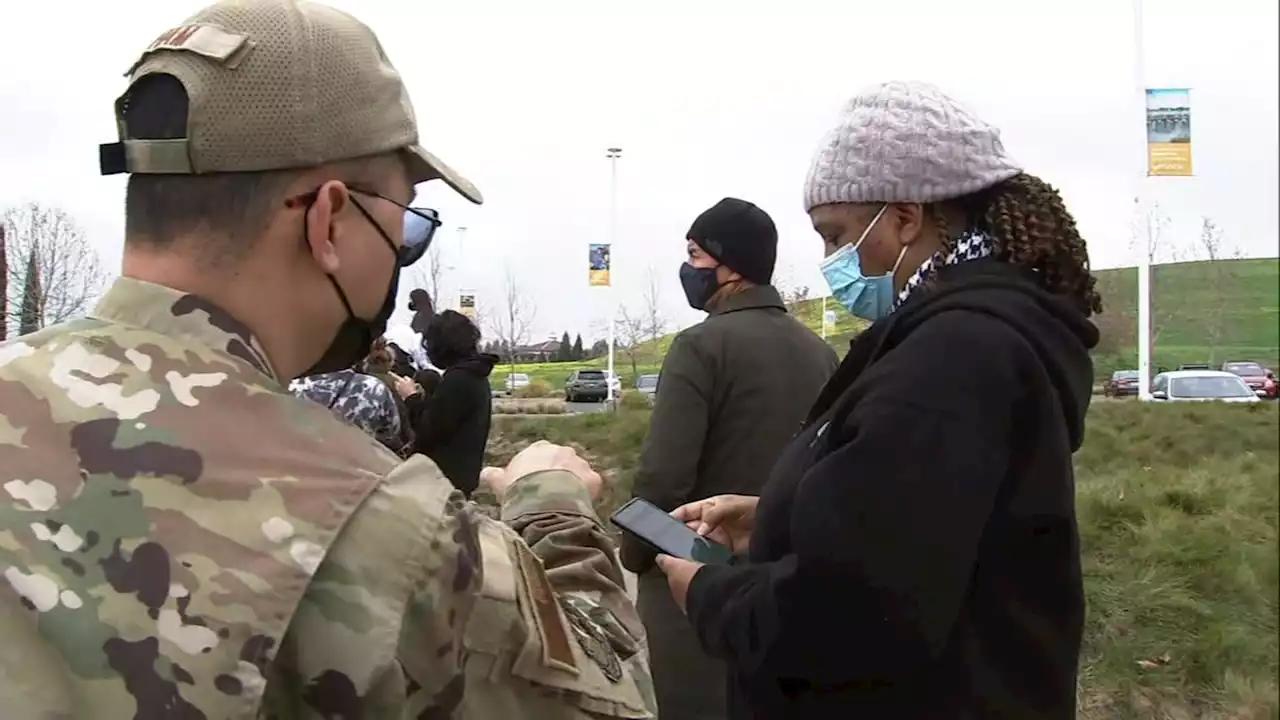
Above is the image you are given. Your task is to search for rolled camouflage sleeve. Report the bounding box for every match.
[500,471,624,593]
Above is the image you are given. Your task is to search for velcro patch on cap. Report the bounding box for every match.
[125,24,252,76]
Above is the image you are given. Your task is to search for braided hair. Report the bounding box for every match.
[929,173,1103,317]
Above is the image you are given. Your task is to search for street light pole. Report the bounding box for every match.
[606,147,622,404]
[1132,0,1153,401]
[456,225,469,314]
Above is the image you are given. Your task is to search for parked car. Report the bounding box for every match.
[1177,363,1213,371]
[1221,361,1278,399]
[565,369,609,402]
[1150,370,1260,404]
[605,370,622,397]
[1103,369,1140,398]
[504,373,530,394]
[636,374,660,405]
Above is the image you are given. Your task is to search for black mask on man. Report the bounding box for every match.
[302,199,402,377]
[679,262,722,311]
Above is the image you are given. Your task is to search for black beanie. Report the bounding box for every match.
[686,197,777,285]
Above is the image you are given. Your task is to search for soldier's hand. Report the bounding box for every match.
[482,441,603,501]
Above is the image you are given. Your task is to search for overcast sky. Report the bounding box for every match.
[1,0,1276,344]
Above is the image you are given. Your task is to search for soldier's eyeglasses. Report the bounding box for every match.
[285,187,442,268]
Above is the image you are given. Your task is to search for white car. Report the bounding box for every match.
[505,373,531,394]
[605,371,622,396]
[1150,370,1261,404]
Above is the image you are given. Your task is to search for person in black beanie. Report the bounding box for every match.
[620,197,839,720]
[678,197,779,310]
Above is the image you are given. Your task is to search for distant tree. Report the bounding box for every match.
[615,305,647,379]
[409,240,447,312]
[556,331,572,362]
[18,245,41,336]
[572,334,584,361]
[485,268,536,377]
[641,266,668,361]
[1198,217,1239,364]
[774,265,813,323]
[3,203,106,334]
[590,339,608,358]
[1128,199,1185,363]
[0,224,7,341]
[1092,308,1137,358]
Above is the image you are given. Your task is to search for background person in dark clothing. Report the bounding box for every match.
[413,367,443,399]
[656,81,1101,719]
[620,197,838,720]
[394,310,497,496]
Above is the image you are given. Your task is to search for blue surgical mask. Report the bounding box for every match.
[819,204,908,322]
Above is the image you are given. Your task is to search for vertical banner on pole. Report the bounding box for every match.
[1145,88,1192,176]
[588,244,612,287]
[458,293,476,321]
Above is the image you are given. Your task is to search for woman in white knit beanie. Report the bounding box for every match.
[658,81,1101,720]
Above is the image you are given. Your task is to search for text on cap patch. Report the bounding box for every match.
[125,24,252,76]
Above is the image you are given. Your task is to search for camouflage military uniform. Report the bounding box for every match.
[289,369,407,453]
[0,277,656,718]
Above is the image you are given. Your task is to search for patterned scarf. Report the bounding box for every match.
[896,230,995,307]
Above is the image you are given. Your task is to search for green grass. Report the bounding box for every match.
[1094,259,1280,352]
[492,258,1279,389]
[485,402,1280,719]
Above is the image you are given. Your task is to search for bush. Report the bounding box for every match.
[618,390,650,411]
[492,398,567,415]
[513,379,554,398]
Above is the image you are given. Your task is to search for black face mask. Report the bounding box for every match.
[302,200,402,377]
[679,262,722,311]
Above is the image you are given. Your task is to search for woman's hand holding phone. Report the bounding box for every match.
[670,494,758,554]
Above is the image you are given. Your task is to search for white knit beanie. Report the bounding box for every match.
[803,81,1023,211]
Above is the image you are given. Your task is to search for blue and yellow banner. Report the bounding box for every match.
[589,243,611,287]
[1146,88,1192,176]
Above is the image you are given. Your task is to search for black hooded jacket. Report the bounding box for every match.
[684,260,1098,719]
[405,353,498,496]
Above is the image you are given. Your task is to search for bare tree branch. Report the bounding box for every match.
[408,242,446,309]
[485,268,536,376]
[1128,200,1184,355]
[614,304,647,379]
[641,266,667,361]
[3,202,106,336]
[1198,217,1239,365]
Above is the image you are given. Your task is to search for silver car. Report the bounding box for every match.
[1151,370,1260,404]
[636,374,659,405]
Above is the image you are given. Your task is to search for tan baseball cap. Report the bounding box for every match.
[99,0,482,204]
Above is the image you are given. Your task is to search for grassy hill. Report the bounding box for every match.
[495,258,1279,391]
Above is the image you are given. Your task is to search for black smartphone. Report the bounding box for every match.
[611,498,734,565]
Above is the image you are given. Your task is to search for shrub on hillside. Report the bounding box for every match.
[618,390,650,411]
[492,398,567,415]
[513,379,554,398]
